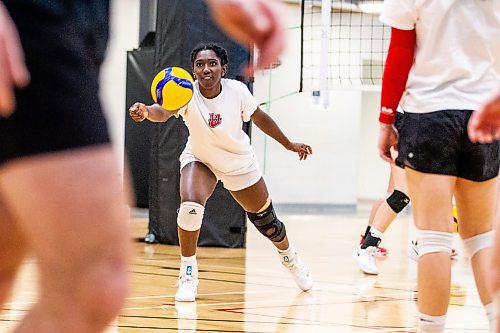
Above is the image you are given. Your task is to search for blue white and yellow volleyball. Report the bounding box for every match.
[150,67,194,110]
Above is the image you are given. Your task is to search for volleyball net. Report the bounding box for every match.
[300,0,389,94]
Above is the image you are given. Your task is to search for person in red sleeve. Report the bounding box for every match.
[377,1,499,332]
[353,27,416,275]
[354,29,459,275]
[353,126,411,275]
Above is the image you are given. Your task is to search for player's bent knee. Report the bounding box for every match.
[177,201,204,231]
[416,229,453,257]
[247,201,286,242]
[386,190,410,213]
[463,230,493,259]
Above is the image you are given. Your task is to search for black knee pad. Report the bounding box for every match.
[247,202,286,242]
[386,190,410,213]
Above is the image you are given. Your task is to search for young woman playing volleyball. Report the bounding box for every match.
[129,43,313,302]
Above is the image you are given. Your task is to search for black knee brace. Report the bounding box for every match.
[386,190,410,213]
[247,202,286,242]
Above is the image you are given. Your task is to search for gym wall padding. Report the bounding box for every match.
[148,0,252,248]
[125,47,155,208]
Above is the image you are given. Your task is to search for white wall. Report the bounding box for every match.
[252,90,362,205]
[252,1,389,205]
[101,0,389,206]
[358,91,390,200]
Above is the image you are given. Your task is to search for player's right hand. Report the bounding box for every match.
[129,102,149,122]
[378,123,398,163]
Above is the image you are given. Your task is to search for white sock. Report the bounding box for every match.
[278,244,297,264]
[484,302,496,333]
[180,254,198,278]
[369,227,384,239]
[418,312,446,332]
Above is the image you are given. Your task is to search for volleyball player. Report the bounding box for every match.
[354,135,459,275]
[0,1,131,331]
[378,1,499,332]
[354,131,410,274]
[0,0,286,330]
[129,43,313,302]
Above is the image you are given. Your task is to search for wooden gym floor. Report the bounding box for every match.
[0,211,491,332]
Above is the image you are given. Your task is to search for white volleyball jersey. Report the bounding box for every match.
[177,79,258,174]
[380,0,500,113]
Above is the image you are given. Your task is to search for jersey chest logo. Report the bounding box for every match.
[208,113,222,128]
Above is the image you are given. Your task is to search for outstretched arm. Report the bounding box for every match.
[0,2,30,116]
[128,102,177,123]
[206,0,284,71]
[250,107,312,160]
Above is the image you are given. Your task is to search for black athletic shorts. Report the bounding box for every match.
[396,109,499,181]
[0,1,111,166]
[394,111,404,131]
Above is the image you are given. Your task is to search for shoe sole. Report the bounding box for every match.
[299,282,313,292]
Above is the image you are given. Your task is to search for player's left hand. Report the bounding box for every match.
[287,142,312,160]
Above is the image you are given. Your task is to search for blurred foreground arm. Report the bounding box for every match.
[206,0,284,70]
[0,2,30,117]
[468,92,500,143]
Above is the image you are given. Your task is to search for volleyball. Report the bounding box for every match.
[150,67,194,111]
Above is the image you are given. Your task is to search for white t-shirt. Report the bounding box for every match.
[380,0,500,113]
[178,79,258,173]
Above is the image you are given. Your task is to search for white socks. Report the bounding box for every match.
[180,254,198,278]
[417,301,495,332]
[484,302,496,333]
[418,313,446,332]
[278,244,298,265]
[369,227,384,239]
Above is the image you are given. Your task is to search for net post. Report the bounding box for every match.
[320,0,331,108]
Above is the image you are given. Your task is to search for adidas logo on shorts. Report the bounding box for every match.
[188,209,197,215]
